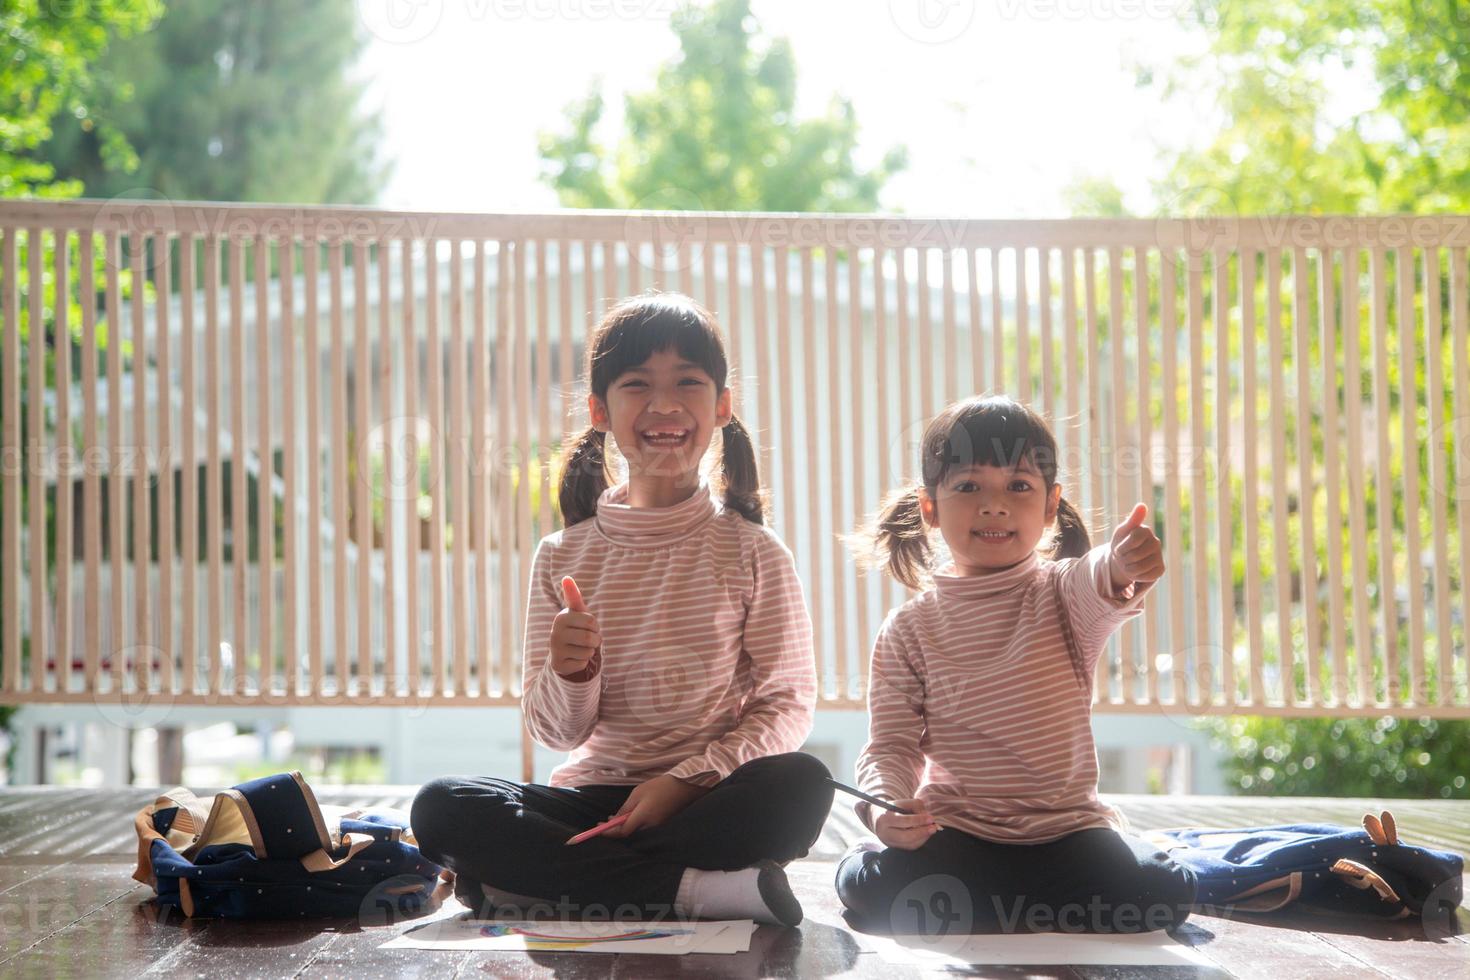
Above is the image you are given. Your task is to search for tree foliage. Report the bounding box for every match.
[538,0,904,211]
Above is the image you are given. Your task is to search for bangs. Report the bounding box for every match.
[922,397,1058,486]
[589,295,727,394]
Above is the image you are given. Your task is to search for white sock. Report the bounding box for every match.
[674,863,801,925]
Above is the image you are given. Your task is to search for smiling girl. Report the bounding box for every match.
[836,395,1197,935]
[412,293,831,927]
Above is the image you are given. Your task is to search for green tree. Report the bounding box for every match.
[538,0,905,211]
[1147,0,1470,214]
[0,0,159,197]
[43,0,388,203]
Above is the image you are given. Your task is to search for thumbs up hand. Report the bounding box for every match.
[1107,503,1164,592]
[549,575,602,680]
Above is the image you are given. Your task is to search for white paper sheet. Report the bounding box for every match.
[380,916,758,955]
[865,929,1211,967]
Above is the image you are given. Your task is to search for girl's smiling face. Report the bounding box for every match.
[589,347,733,486]
[919,458,1062,575]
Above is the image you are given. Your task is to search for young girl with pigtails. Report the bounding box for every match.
[412,293,832,927]
[837,394,1197,935]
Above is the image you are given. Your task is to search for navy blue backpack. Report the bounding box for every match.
[1143,810,1463,923]
[132,771,448,920]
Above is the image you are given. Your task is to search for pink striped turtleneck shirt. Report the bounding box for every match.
[856,543,1153,844]
[520,478,817,788]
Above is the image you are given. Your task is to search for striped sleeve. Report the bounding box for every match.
[520,536,602,751]
[855,611,925,826]
[1058,542,1155,671]
[665,530,816,786]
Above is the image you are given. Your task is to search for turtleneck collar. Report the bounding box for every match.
[592,478,720,548]
[931,550,1042,599]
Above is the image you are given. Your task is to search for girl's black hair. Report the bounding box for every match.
[858,394,1090,590]
[558,292,766,526]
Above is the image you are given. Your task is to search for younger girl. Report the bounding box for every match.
[412,293,832,926]
[837,395,1197,935]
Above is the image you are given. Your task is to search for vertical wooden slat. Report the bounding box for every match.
[1,231,17,694]
[824,249,849,697]
[29,230,49,690]
[1241,251,1265,705]
[774,247,797,535]
[496,243,514,696]
[1396,249,1424,705]
[1084,251,1103,552]
[1422,247,1452,707]
[56,233,74,689]
[895,251,911,477]
[304,240,323,699]
[1137,247,1157,704]
[204,236,223,698]
[969,247,983,396]
[155,235,172,693]
[800,249,824,695]
[1062,250,1081,538]
[1343,250,1372,706]
[107,232,126,690]
[1319,249,1346,705]
[230,238,251,695]
[849,248,871,670]
[725,243,742,418]
[354,241,373,696]
[401,240,421,697]
[916,248,932,421]
[514,242,533,694]
[701,239,715,312]
[873,248,894,613]
[329,240,348,695]
[451,241,470,697]
[626,242,640,295]
[257,237,274,696]
[1040,249,1054,421]
[1107,247,1127,704]
[375,240,393,697]
[279,239,296,697]
[678,242,693,297]
[750,245,772,489]
[535,241,552,540]
[942,247,957,404]
[473,241,489,695]
[559,240,574,450]
[131,233,151,689]
[1016,247,1030,403]
[1266,248,1293,705]
[1160,251,1185,705]
[1292,247,1320,706]
[991,249,1004,394]
[1450,248,1470,706]
[81,234,101,693]
[1213,248,1234,707]
[427,240,446,697]
[1370,247,1397,703]
[1187,251,1209,704]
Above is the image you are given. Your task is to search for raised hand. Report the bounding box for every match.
[1108,503,1165,591]
[549,576,602,680]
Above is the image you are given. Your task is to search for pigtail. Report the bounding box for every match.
[1047,495,1091,560]
[557,425,609,527]
[851,486,934,592]
[716,414,768,525]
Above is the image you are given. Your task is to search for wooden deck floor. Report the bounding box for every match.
[0,788,1465,978]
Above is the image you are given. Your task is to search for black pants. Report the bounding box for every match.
[836,827,1197,934]
[411,752,834,918]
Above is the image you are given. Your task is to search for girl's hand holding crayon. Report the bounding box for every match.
[873,798,940,850]
[1107,503,1165,593]
[600,774,710,838]
[550,576,602,680]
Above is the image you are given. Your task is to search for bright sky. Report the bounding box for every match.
[357,0,1216,217]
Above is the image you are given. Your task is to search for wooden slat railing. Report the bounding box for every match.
[1,201,1468,717]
